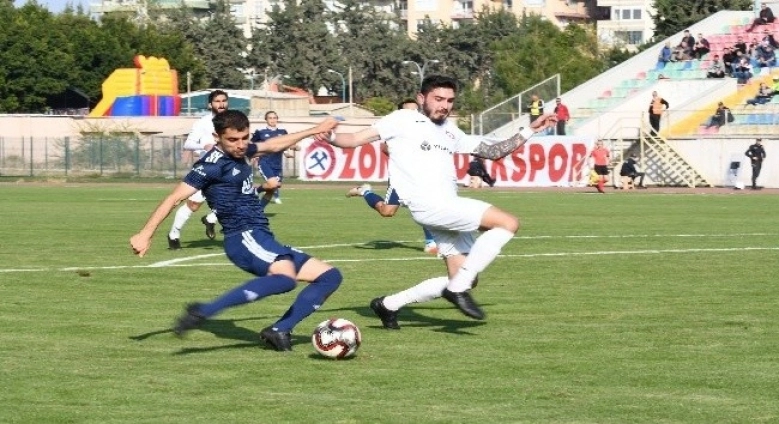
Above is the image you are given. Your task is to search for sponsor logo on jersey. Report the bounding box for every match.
[193,165,206,176]
[232,168,240,176]
[420,141,431,151]
[241,176,255,195]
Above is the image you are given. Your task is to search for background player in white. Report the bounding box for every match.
[324,75,556,326]
[167,90,228,249]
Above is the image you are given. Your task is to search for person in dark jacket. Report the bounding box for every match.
[745,139,767,189]
[619,154,646,189]
[467,157,496,188]
[747,3,775,32]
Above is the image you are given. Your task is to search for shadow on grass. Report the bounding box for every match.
[322,304,488,335]
[352,240,426,254]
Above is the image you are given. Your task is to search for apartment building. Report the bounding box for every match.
[595,0,656,49]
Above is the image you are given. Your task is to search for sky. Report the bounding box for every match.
[14,0,89,13]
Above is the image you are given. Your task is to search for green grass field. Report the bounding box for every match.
[1,183,778,423]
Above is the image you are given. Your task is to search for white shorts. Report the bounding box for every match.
[188,190,206,203]
[408,197,491,257]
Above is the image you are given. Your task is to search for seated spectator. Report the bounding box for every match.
[657,42,672,69]
[722,47,738,76]
[705,102,733,127]
[672,41,693,61]
[619,154,646,189]
[748,38,761,59]
[694,34,710,59]
[733,57,754,84]
[706,55,726,78]
[747,3,775,32]
[734,36,748,56]
[756,42,777,68]
[681,30,695,51]
[746,82,773,105]
[762,29,779,48]
[467,157,495,188]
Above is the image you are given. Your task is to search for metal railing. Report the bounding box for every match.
[475,74,560,136]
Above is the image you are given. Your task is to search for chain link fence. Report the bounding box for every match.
[0,134,195,178]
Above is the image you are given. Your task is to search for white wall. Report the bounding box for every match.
[669,138,775,187]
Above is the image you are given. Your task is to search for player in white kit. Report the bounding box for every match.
[167,90,227,249]
[325,75,556,326]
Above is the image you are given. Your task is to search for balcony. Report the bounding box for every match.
[451,10,474,19]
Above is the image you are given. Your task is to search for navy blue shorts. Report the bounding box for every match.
[258,164,283,181]
[224,228,310,276]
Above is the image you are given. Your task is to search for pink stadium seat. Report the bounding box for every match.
[601,90,612,98]
[636,72,646,79]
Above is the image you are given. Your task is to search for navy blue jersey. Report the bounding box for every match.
[183,144,270,237]
[252,127,289,172]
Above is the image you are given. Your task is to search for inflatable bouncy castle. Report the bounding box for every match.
[89,55,181,117]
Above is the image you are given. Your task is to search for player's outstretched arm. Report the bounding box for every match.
[130,182,198,257]
[319,127,382,148]
[471,113,558,160]
[253,118,339,156]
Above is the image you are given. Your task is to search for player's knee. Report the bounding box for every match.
[314,267,343,294]
[187,200,202,211]
[502,215,520,233]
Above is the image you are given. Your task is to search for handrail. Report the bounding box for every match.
[476,74,560,135]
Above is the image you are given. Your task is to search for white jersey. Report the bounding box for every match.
[373,109,482,205]
[183,113,216,157]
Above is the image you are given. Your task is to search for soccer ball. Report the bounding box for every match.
[311,318,362,359]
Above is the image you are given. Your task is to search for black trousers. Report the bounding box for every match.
[649,114,661,134]
[556,120,566,135]
[752,162,762,187]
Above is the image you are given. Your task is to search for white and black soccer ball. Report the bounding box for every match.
[311,318,362,359]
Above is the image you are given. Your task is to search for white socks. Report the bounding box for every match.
[168,204,194,239]
[447,227,515,293]
[205,211,218,224]
[383,276,449,311]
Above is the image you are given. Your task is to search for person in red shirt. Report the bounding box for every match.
[554,97,570,135]
[589,140,611,193]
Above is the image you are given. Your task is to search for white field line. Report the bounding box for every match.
[0,243,777,274]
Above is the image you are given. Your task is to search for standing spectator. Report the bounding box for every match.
[747,82,773,105]
[648,91,669,136]
[745,138,767,189]
[705,102,732,128]
[553,97,570,135]
[746,3,775,32]
[526,94,544,123]
[706,54,726,78]
[694,33,711,59]
[619,154,646,189]
[722,47,738,76]
[657,42,672,69]
[590,140,610,193]
[252,111,291,204]
[733,57,754,84]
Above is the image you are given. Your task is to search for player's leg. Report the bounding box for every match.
[422,226,438,254]
[168,191,205,249]
[259,163,282,204]
[266,257,342,340]
[371,230,474,329]
[272,171,283,202]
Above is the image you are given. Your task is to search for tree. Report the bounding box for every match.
[197,0,248,88]
[651,0,752,40]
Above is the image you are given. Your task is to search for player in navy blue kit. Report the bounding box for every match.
[130,111,340,351]
[252,111,295,204]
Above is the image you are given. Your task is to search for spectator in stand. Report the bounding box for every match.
[748,38,761,59]
[694,33,711,59]
[657,42,672,69]
[746,82,774,105]
[705,102,732,128]
[648,91,669,136]
[554,97,570,135]
[526,94,544,123]
[733,57,754,84]
[722,47,738,76]
[706,55,727,78]
[681,30,695,51]
[672,41,693,62]
[762,28,779,48]
[619,154,646,189]
[734,36,748,56]
[746,3,775,32]
[756,41,777,68]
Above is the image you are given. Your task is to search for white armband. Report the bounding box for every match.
[519,127,535,141]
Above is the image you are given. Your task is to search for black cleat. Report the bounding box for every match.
[201,216,216,240]
[173,303,206,336]
[370,297,400,330]
[259,326,292,351]
[442,289,485,320]
[168,236,182,250]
